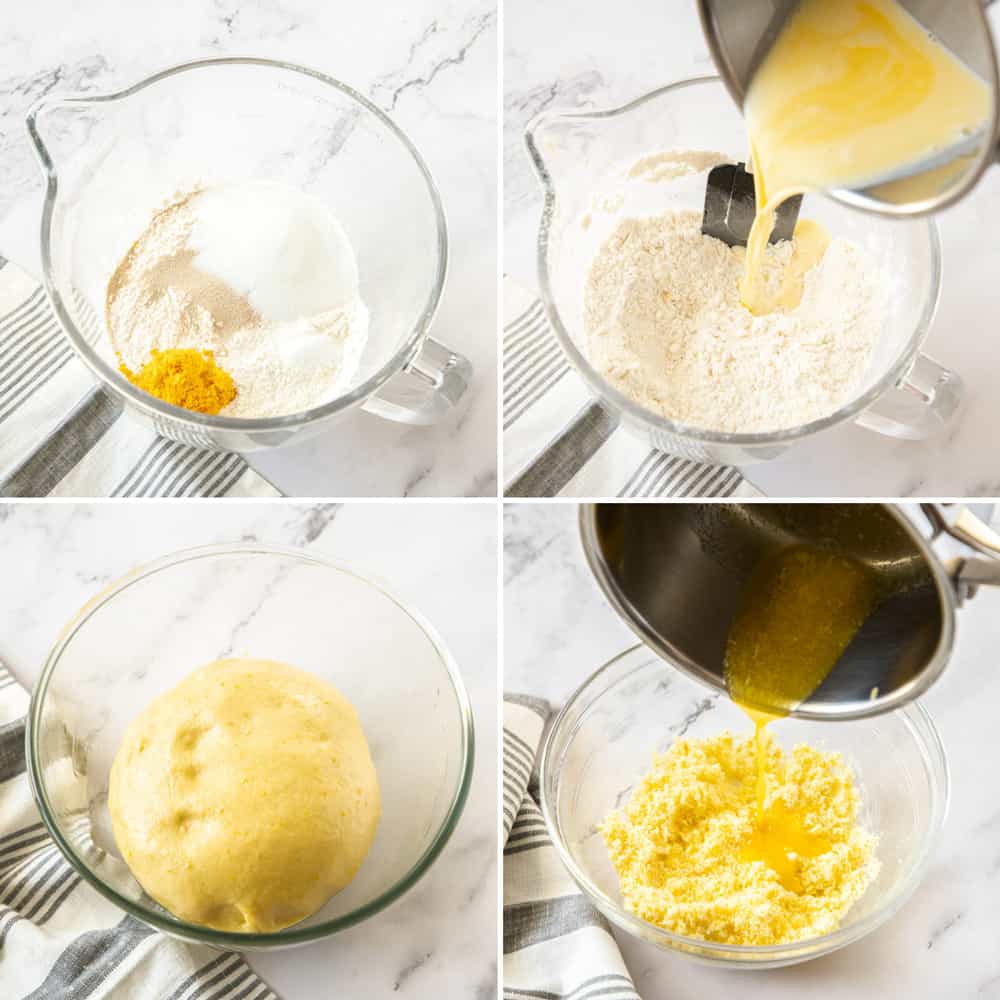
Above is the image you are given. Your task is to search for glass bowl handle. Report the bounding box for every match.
[362,337,472,426]
[854,353,964,441]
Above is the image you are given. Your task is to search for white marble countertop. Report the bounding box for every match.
[504,502,1000,998]
[504,0,1000,498]
[0,502,498,999]
[1,0,497,498]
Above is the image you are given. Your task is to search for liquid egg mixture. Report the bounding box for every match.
[602,545,881,945]
[742,0,991,314]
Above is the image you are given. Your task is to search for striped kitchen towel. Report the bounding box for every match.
[503,695,640,1000]
[503,277,762,498]
[0,661,279,1000]
[0,258,280,498]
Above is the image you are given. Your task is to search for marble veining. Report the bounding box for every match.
[2,0,497,498]
[504,0,1000,498]
[0,502,497,999]
[505,502,1000,998]
[373,10,496,112]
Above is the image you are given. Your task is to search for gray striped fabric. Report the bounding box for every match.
[503,300,571,431]
[502,697,640,1000]
[0,283,76,422]
[0,662,279,1000]
[0,259,280,498]
[502,278,754,499]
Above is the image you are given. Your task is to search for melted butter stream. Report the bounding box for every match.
[724,545,878,892]
[739,0,991,316]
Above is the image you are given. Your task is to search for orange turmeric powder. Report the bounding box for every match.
[119,349,236,415]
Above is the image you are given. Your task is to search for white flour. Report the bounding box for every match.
[584,207,885,433]
[106,182,368,419]
[627,149,730,182]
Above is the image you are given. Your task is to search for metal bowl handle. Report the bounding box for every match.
[922,503,1000,601]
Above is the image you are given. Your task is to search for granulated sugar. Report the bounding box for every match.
[187,181,361,322]
[584,208,885,433]
[106,182,368,419]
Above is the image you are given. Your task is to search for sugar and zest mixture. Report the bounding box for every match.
[584,204,886,433]
[601,731,878,945]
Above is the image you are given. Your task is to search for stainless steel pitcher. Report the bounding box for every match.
[580,502,1000,720]
[696,0,1000,216]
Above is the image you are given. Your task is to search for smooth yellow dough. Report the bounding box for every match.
[108,658,380,933]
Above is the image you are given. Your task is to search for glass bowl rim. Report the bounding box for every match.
[26,541,475,948]
[525,74,944,448]
[26,56,449,433]
[539,643,950,965]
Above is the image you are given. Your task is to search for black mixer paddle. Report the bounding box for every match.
[701,161,803,247]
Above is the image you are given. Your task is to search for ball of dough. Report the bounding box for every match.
[108,658,380,933]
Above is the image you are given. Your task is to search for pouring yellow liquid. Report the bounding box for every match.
[741,0,992,315]
[724,545,878,891]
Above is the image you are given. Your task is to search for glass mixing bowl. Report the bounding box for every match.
[26,58,471,452]
[526,76,958,466]
[26,544,474,950]
[539,646,949,969]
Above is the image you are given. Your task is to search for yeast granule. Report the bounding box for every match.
[601,732,878,945]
